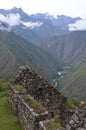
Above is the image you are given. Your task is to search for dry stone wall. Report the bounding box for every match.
[8,85,49,130]
[11,66,68,119]
[66,102,86,130]
[8,65,86,130]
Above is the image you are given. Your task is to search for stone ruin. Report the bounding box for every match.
[8,65,86,130]
[66,101,86,130]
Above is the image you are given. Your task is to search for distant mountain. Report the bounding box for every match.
[13,24,44,46]
[26,13,81,38]
[0,30,58,81]
[0,7,30,21]
[55,15,81,28]
[0,7,81,43]
[45,31,86,68]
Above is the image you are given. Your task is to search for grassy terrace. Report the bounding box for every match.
[0,82,23,130]
[22,95,45,114]
[13,84,26,93]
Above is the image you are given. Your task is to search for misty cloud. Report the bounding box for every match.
[22,21,43,29]
[0,21,11,31]
[0,13,21,26]
[0,13,43,29]
[68,19,86,31]
[0,26,11,31]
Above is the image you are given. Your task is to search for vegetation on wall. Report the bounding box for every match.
[0,82,23,130]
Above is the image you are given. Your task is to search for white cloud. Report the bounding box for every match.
[68,19,86,31]
[0,14,6,21]
[22,21,43,29]
[0,26,11,31]
[0,13,43,29]
[0,13,21,26]
[0,21,11,31]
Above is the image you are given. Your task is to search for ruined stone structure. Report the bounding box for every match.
[66,102,86,130]
[8,65,86,130]
[8,86,49,130]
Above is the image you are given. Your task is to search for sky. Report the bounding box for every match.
[0,0,86,19]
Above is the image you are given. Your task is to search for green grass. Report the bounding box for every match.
[22,95,45,114]
[13,84,25,93]
[64,99,80,110]
[43,119,63,130]
[0,93,23,130]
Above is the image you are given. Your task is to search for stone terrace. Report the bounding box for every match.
[11,66,67,118]
[8,65,86,130]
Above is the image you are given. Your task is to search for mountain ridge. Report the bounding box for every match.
[45,31,86,68]
[0,7,81,41]
[0,30,58,81]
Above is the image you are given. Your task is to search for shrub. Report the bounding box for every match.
[0,82,9,91]
[54,114,60,122]
[0,92,7,97]
[0,83,4,92]
[65,98,80,110]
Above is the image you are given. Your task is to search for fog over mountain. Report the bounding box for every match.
[68,19,86,31]
[0,7,85,32]
[0,7,85,33]
[0,7,83,41]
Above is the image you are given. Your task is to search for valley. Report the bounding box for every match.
[0,7,86,100]
[0,1,86,130]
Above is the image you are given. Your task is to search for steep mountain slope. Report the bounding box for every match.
[45,31,86,68]
[31,14,80,38]
[0,30,58,81]
[45,31,86,100]
[13,24,44,46]
[60,64,86,100]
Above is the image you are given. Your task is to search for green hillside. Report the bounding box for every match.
[45,31,86,100]
[45,31,86,68]
[60,64,86,100]
[13,24,44,46]
[0,31,58,81]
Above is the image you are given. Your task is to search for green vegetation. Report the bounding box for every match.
[0,31,58,81]
[0,96,23,130]
[60,64,86,100]
[48,31,86,67]
[13,84,25,93]
[65,99,80,110]
[43,114,62,130]
[54,114,60,122]
[46,31,86,100]
[0,83,23,130]
[0,82,9,91]
[43,119,63,130]
[0,82,4,91]
[22,95,45,114]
